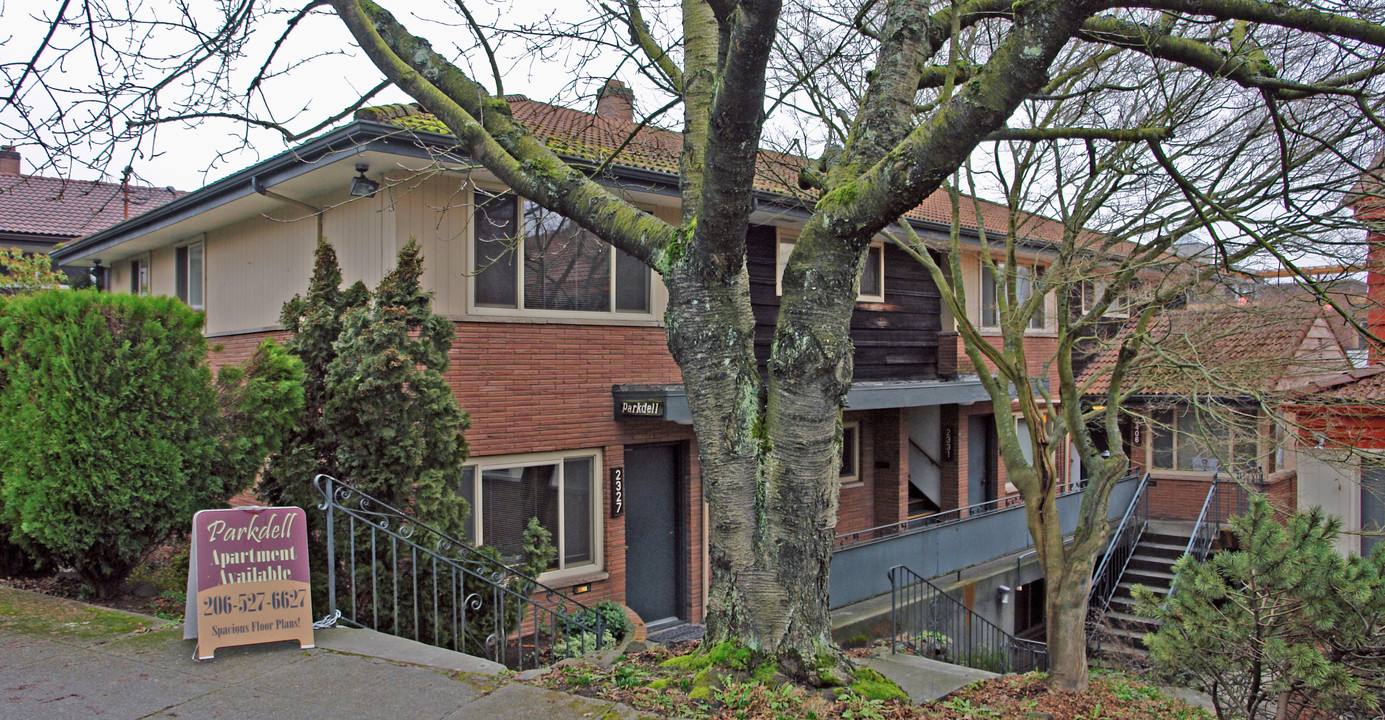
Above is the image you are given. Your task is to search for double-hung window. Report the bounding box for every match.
[129,258,149,296]
[981,263,1046,330]
[459,451,599,576]
[776,233,885,301]
[175,242,204,309]
[839,421,861,485]
[472,190,650,316]
[1080,280,1127,318]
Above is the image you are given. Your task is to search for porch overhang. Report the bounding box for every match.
[612,377,992,425]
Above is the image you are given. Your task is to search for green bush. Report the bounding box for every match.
[0,290,302,597]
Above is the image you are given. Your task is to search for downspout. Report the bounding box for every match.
[250,176,324,244]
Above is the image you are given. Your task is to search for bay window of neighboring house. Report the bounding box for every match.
[175,242,204,310]
[981,263,1046,330]
[1148,407,1267,475]
[459,451,600,579]
[471,189,651,316]
[776,230,885,302]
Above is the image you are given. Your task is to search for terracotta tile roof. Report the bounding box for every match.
[1077,304,1348,397]
[0,173,184,241]
[356,99,1075,246]
[1288,366,1385,404]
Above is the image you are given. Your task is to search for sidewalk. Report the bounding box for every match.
[0,587,660,720]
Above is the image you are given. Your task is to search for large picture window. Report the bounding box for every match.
[981,263,1045,330]
[472,190,650,315]
[1148,408,1261,474]
[459,451,599,575]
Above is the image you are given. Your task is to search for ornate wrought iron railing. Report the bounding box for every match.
[889,564,1047,675]
[313,474,605,669]
[1086,473,1151,622]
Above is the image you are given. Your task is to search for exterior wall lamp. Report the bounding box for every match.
[349,163,379,198]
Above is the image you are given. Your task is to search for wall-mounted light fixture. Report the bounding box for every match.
[997,585,1012,605]
[349,163,379,198]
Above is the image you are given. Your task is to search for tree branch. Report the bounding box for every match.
[327,0,675,269]
[1118,0,1385,49]
[984,126,1173,142]
[620,0,683,93]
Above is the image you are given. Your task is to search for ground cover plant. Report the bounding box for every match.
[527,640,1212,720]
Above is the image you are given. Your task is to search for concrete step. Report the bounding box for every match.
[1104,610,1161,630]
[1133,541,1190,560]
[1127,555,1178,573]
[1124,568,1176,587]
[1117,581,1169,598]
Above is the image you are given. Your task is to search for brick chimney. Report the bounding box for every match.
[0,145,19,175]
[595,80,634,123]
[1352,148,1385,363]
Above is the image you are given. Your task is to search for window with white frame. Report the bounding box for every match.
[175,242,203,309]
[129,258,149,296]
[459,451,599,575]
[840,421,861,485]
[472,189,651,315]
[1148,407,1261,474]
[1079,279,1127,318]
[981,263,1045,330]
[777,234,885,302]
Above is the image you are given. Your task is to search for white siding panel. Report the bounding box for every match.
[205,214,314,334]
[393,174,472,315]
[324,190,388,291]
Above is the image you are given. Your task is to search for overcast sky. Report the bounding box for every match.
[0,0,640,192]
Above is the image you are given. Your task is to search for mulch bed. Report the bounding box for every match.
[529,640,1211,720]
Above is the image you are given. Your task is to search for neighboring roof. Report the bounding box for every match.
[1078,304,1350,398]
[0,173,183,241]
[355,99,1076,247]
[1290,366,1385,404]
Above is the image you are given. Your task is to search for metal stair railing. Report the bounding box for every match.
[1086,472,1151,621]
[313,474,605,670]
[889,564,1047,674]
[1166,473,1249,601]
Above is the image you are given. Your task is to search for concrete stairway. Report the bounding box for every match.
[1095,520,1197,656]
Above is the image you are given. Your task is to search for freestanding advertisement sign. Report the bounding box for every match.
[183,506,314,660]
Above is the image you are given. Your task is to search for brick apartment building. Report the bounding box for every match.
[52,83,1087,630]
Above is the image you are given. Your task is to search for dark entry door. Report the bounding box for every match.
[624,444,684,627]
[968,415,997,506]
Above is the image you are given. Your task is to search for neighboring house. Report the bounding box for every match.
[1283,155,1385,557]
[50,81,1117,632]
[0,145,182,284]
[1079,304,1351,520]
[1284,367,1385,557]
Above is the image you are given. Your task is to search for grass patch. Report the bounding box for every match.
[0,587,166,640]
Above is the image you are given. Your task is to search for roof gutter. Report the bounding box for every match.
[250,175,323,244]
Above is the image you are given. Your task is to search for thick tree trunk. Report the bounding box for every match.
[664,217,863,680]
[1045,564,1091,692]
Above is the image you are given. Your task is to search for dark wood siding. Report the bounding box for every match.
[746,224,941,381]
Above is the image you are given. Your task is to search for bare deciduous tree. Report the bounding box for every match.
[6,0,1385,691]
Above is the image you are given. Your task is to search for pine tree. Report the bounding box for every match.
[260,239,369,512]
[1140,496,1385,719]
[323,239,470,539]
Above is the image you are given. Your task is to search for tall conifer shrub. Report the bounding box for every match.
[0,290,303,597]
